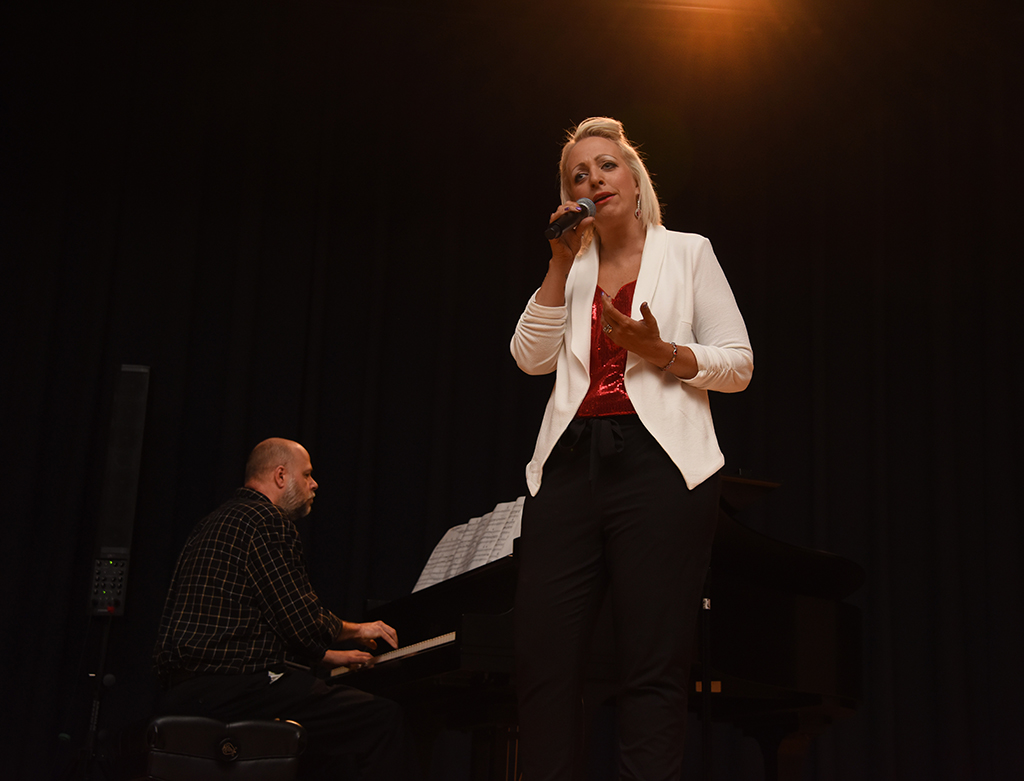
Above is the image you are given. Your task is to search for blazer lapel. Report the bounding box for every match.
[626,225,667,375]
[569,242,599,372]
[632,225,666,317]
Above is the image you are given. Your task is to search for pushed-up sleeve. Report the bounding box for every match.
[510,291,569,376]
[682,241,753,393]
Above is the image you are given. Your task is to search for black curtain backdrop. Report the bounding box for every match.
[3,1,1022,779]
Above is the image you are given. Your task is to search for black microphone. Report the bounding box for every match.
[544,198,596,240]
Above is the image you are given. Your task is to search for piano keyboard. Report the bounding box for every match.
[331,631,457,677]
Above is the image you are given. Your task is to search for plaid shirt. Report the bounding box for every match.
[153,487,344,685]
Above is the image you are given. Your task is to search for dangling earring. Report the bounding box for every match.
[635,195,641,219]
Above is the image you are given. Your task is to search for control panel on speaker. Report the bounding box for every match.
[91,555,129,616]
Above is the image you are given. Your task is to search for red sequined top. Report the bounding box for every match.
[576,281,638,417]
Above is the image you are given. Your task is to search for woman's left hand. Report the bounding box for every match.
[601,294,696,377]
[600,294,664,357]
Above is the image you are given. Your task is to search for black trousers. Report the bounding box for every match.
[514,416,720,781]
[157,667,418,780]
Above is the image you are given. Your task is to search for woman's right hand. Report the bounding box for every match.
[547,201,593,266]
[536,202,594,307]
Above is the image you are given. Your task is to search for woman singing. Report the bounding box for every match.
[511,117,753,780]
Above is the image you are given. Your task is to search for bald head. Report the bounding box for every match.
[245,438,301,483]
[244,438,319,519]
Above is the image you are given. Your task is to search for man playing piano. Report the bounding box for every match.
[152,437,418,779]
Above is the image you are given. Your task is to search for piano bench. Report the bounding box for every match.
[141,715,307,781]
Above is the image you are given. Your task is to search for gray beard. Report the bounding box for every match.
[280,480,311,520]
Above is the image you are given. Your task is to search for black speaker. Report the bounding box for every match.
[89,364,150,616]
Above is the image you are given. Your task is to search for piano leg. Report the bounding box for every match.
[744,712,827,781]
[470,724,521,781]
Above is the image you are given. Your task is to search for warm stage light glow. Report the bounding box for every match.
[637,0,775,10]
[623,0,792,31]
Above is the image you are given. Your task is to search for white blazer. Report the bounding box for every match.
[511,225,753,495]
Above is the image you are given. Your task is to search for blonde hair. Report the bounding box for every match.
[558,117,662,240]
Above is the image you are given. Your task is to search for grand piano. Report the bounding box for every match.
[329,477,864,781]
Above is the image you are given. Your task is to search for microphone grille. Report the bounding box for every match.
[577,198,596,216]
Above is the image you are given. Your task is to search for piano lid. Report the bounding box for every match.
[716,476,864,601]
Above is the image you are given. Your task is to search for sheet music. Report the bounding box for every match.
[412,497,524,592]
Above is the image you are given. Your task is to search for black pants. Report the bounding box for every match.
[514,416,720,781]
[157,667,417,780]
